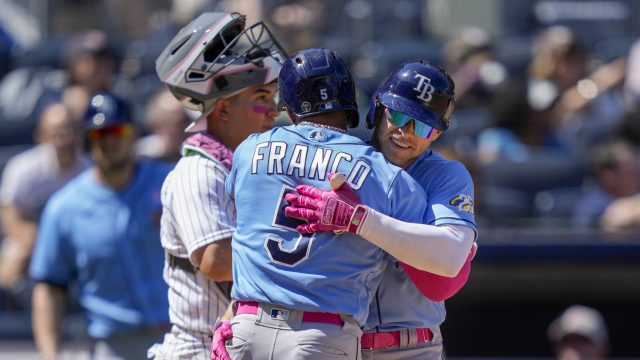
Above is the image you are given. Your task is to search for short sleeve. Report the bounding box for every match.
[428,162,476,229]
[29,197,75,286]
[167,156,236,262]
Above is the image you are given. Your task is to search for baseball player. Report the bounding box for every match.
[148,12,286,359]
[285,60,478,359]
[222,48,430,360]
[29,93,172,360]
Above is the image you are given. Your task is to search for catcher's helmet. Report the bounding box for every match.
[83,92,132,130]
[279,48,359,128]
[367,60,455,131]
[156,12,286,117]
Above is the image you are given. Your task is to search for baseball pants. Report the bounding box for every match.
[226,302,362,359]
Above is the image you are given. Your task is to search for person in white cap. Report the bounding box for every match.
[148,11,286,359]
[548,305,609,360]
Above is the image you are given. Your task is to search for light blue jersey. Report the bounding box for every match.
[365,149,477,332]
[29,161,172,339]
[225,124,428,326]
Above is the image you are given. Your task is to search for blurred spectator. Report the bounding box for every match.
[600,192,640,232]
[476,80,572,164]
[572,138,640,229]
[442,26,508,109]
[29,93,171,360]
[62,30,118,96]
[135,89,191,163]
[0,29,123,136]
[529,26,627,155]
[0,102,89,308]
[547,305,609,360]
[529,26,588,96]
[624,38,640,106]
[60,84,93,124]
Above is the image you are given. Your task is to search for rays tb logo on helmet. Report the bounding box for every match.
[155,12,286,115]
[367,60,455,131]
[413,74,436,102]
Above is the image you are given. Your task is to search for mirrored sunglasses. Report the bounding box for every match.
[87,123,133,141]
[384,107,436,138]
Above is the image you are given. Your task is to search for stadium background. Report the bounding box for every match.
[0,0,639,358]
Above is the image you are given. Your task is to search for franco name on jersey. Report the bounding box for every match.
[250,140,372,190]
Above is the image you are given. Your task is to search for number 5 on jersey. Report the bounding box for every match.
[265,186,315,267]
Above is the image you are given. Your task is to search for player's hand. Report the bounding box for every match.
[284,173,368,234]
[210,320,232,360]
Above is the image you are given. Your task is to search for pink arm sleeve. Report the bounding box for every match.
[400,243,477,302]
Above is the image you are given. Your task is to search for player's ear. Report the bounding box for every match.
[214,98,231,122]
[430,130,443,142]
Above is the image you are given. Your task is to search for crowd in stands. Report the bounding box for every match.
[0,20,638,232]
[435,25,640,229]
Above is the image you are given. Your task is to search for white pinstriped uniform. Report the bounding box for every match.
[149,152,234,359]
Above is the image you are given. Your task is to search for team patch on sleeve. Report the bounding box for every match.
[449,194,474,214]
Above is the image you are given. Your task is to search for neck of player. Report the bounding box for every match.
[297,111,348,132]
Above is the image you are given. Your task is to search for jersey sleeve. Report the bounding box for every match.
[29,196,75,286]
[387,170,429,224]
[428,162,476,231]
[168,156,236,262]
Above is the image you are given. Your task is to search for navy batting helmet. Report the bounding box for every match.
[366,60,455,131]
[279,47,359,128]
[83,92,132,130]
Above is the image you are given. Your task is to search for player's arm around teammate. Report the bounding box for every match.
[287,172,476,296]
[286,174,475,278]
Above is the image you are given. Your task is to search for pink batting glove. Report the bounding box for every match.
[284,173,367,234]
[210,320,232,360]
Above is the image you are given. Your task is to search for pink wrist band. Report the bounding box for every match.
[348,205,368,233]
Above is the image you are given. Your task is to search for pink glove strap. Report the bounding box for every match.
[322,198,355,229]
[348,205,368,234]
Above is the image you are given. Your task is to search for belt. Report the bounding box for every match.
[361,328,433,350]
[166,252,196,273]
[235,301,344,326]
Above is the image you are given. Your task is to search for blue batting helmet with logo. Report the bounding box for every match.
[279,47,359,128]
[366,60,455,131]
[83,92,132,130]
